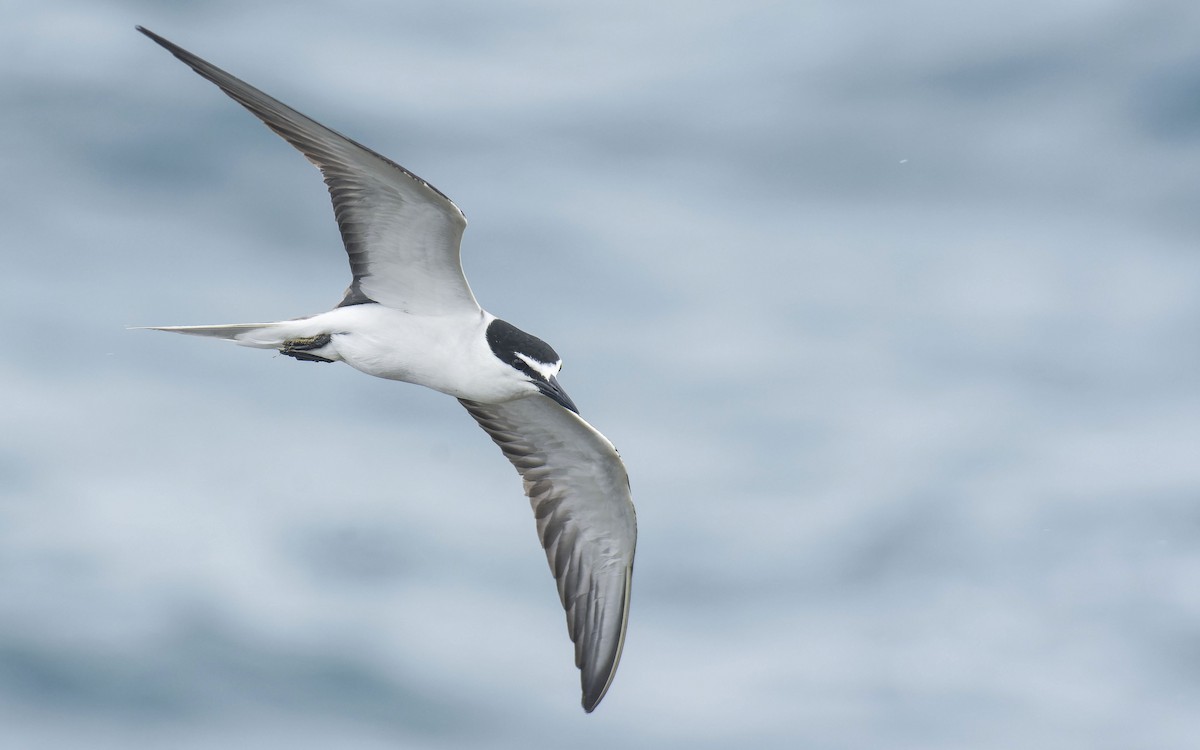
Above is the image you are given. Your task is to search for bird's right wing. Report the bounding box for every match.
[460,395,637,712]
[138,27,479,315]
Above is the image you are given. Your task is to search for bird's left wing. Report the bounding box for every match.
[137,26,479,315]
[459,396,637,712]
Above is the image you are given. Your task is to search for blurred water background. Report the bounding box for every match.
[3,1,1200,747]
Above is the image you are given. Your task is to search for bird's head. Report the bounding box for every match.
[486,318,578,414]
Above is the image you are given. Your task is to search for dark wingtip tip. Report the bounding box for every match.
[580,675,612,713]
[136,25,163,47]
[136,26,173,50]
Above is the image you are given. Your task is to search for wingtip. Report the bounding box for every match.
[579,563,633,713]
[580,660,617,712]
[136,25,181,55]
[579,664,616,713]
[581,678,614,712]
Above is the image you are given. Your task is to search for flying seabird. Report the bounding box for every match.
[135,26,636,712]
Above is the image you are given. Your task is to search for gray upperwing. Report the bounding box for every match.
[459,395,637,712]
[138,27,478,315]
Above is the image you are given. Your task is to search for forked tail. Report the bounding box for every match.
[135,322,287,348]
[135,317,340,363]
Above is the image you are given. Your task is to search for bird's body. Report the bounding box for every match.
[137,26,635,712]
[163,306,530,403]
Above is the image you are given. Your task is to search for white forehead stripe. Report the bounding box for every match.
[515,352,561,380]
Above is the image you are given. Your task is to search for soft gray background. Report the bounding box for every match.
[4,1,1199,747]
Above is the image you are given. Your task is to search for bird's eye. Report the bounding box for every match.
[512,358,524,368]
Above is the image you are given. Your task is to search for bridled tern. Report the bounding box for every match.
[136,26,636,712]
